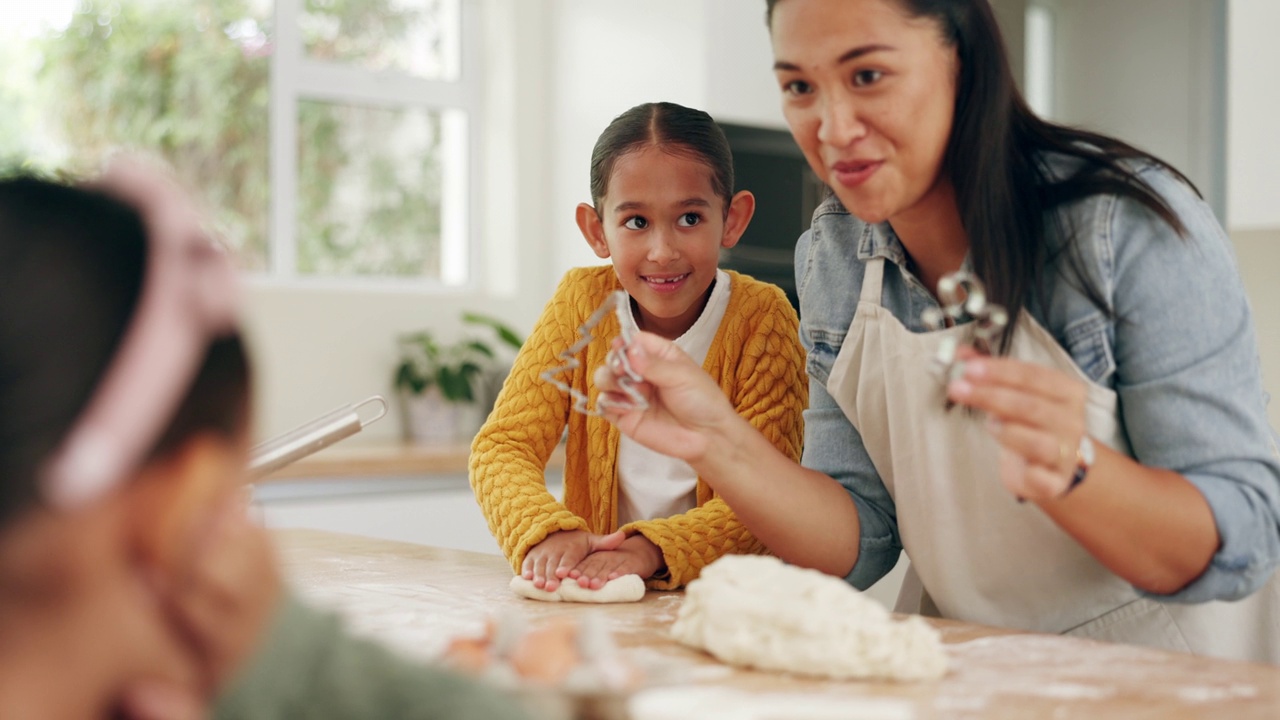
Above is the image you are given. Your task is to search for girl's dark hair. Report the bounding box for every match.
[0,174,251,527]
[766,0,1195,351]
[589,102,735,214]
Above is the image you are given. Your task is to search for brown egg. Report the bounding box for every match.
[509,618,582,684]
[443,636,493,674]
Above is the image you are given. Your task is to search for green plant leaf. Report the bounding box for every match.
[394,361,428,394]
[463,340,494,358]
[462,311,525,350]
[437,366,475,402]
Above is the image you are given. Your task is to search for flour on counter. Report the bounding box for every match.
[509,573,645,603]
[670,555,948,681]
[629,687,915,720]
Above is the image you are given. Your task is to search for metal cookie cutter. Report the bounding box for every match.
[539,290,649,416]
[920,271,1009,408]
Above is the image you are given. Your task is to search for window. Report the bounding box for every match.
[0,0,477,286]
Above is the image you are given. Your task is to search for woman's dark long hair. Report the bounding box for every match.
[767,0,1195,351]
[0,173,251,528]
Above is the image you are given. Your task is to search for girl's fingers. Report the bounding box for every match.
[554,554,577,579]
[532,554,554,589]
[572,556,608,587]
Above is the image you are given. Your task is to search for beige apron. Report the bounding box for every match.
[827,256,1280,664]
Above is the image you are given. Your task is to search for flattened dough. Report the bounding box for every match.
[509,574,645,603]
[671,554,948,681]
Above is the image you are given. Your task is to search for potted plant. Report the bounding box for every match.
[394,312,524,444]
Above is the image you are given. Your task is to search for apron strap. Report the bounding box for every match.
[859,256,886,306]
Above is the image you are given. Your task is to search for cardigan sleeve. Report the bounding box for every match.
[469,273,591,575]
[214,595,528,720]
[622,283,807,589]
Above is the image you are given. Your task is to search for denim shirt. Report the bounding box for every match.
[795,156,1280,603]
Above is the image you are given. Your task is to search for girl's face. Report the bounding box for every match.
[771,0,957,226]
[579,145,753,340]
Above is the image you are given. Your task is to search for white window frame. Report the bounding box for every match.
[268,0,481,290]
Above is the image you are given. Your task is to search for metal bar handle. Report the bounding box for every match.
[248,395,387,479]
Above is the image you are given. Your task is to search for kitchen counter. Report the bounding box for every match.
[275,529,1280,719]
[261,440,566,481]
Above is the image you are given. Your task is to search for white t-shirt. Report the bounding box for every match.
[615,269,731,526]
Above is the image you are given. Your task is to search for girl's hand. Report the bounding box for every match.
[595,332,737,464]
[117,682,206,720]
[522,529,626,592]
[946,346,1089,503]
[568,535,664,589]
[164,492,281,696]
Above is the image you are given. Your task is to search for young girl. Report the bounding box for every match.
[0,164,524,718]
[470,102,807,593]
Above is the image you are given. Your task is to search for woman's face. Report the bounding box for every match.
[771,0,958,226]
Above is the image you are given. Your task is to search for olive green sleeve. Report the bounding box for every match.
[214,595,527,720]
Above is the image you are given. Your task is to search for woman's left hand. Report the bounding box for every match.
[946,346,1089,502]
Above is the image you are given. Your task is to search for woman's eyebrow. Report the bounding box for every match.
[773,44,897,72]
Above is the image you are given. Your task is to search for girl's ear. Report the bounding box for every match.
[123,434,247,582]
[576,203,612,259]
[720,190,756,250]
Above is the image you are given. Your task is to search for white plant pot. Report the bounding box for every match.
[400,388,479,445]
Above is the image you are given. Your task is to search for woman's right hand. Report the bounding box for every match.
[595,331,739,464]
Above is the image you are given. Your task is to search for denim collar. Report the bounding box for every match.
[855,222,910,266]
[853,220,974,277]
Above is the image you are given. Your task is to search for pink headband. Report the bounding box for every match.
[39,157,241,509]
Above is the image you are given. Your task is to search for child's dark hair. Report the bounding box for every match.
[589,102,735,214]
[0,174,251,527]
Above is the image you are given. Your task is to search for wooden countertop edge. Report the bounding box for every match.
[260,441,567,481]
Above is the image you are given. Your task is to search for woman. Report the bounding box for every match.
[595,0,1280,663]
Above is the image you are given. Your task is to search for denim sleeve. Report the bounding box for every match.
[1106,169,1280,602]
[801,377,903,590]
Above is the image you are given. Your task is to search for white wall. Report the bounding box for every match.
[704,0,787,130]
[547,0,709,273]
[1226,0,1280,427]
[1233,230,1280,429]
[1227,0,1280,230]
[1052,0,1224,215]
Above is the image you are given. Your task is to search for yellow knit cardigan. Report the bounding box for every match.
[469,266,807,589]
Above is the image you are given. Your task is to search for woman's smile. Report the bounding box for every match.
[831,159,884,188]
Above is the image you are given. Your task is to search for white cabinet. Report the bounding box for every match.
[255,473,565,557]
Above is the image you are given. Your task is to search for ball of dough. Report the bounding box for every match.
[671,555,947,680]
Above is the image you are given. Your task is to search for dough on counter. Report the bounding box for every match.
[671,555,948,681]
[509,573,646,603]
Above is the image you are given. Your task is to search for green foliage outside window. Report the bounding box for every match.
[1,0,452,278]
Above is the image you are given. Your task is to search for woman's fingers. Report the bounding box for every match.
[988,418,1077,476]
[952,352,1086,404]
[951,380,1061,428]
[948,351,1090,501]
